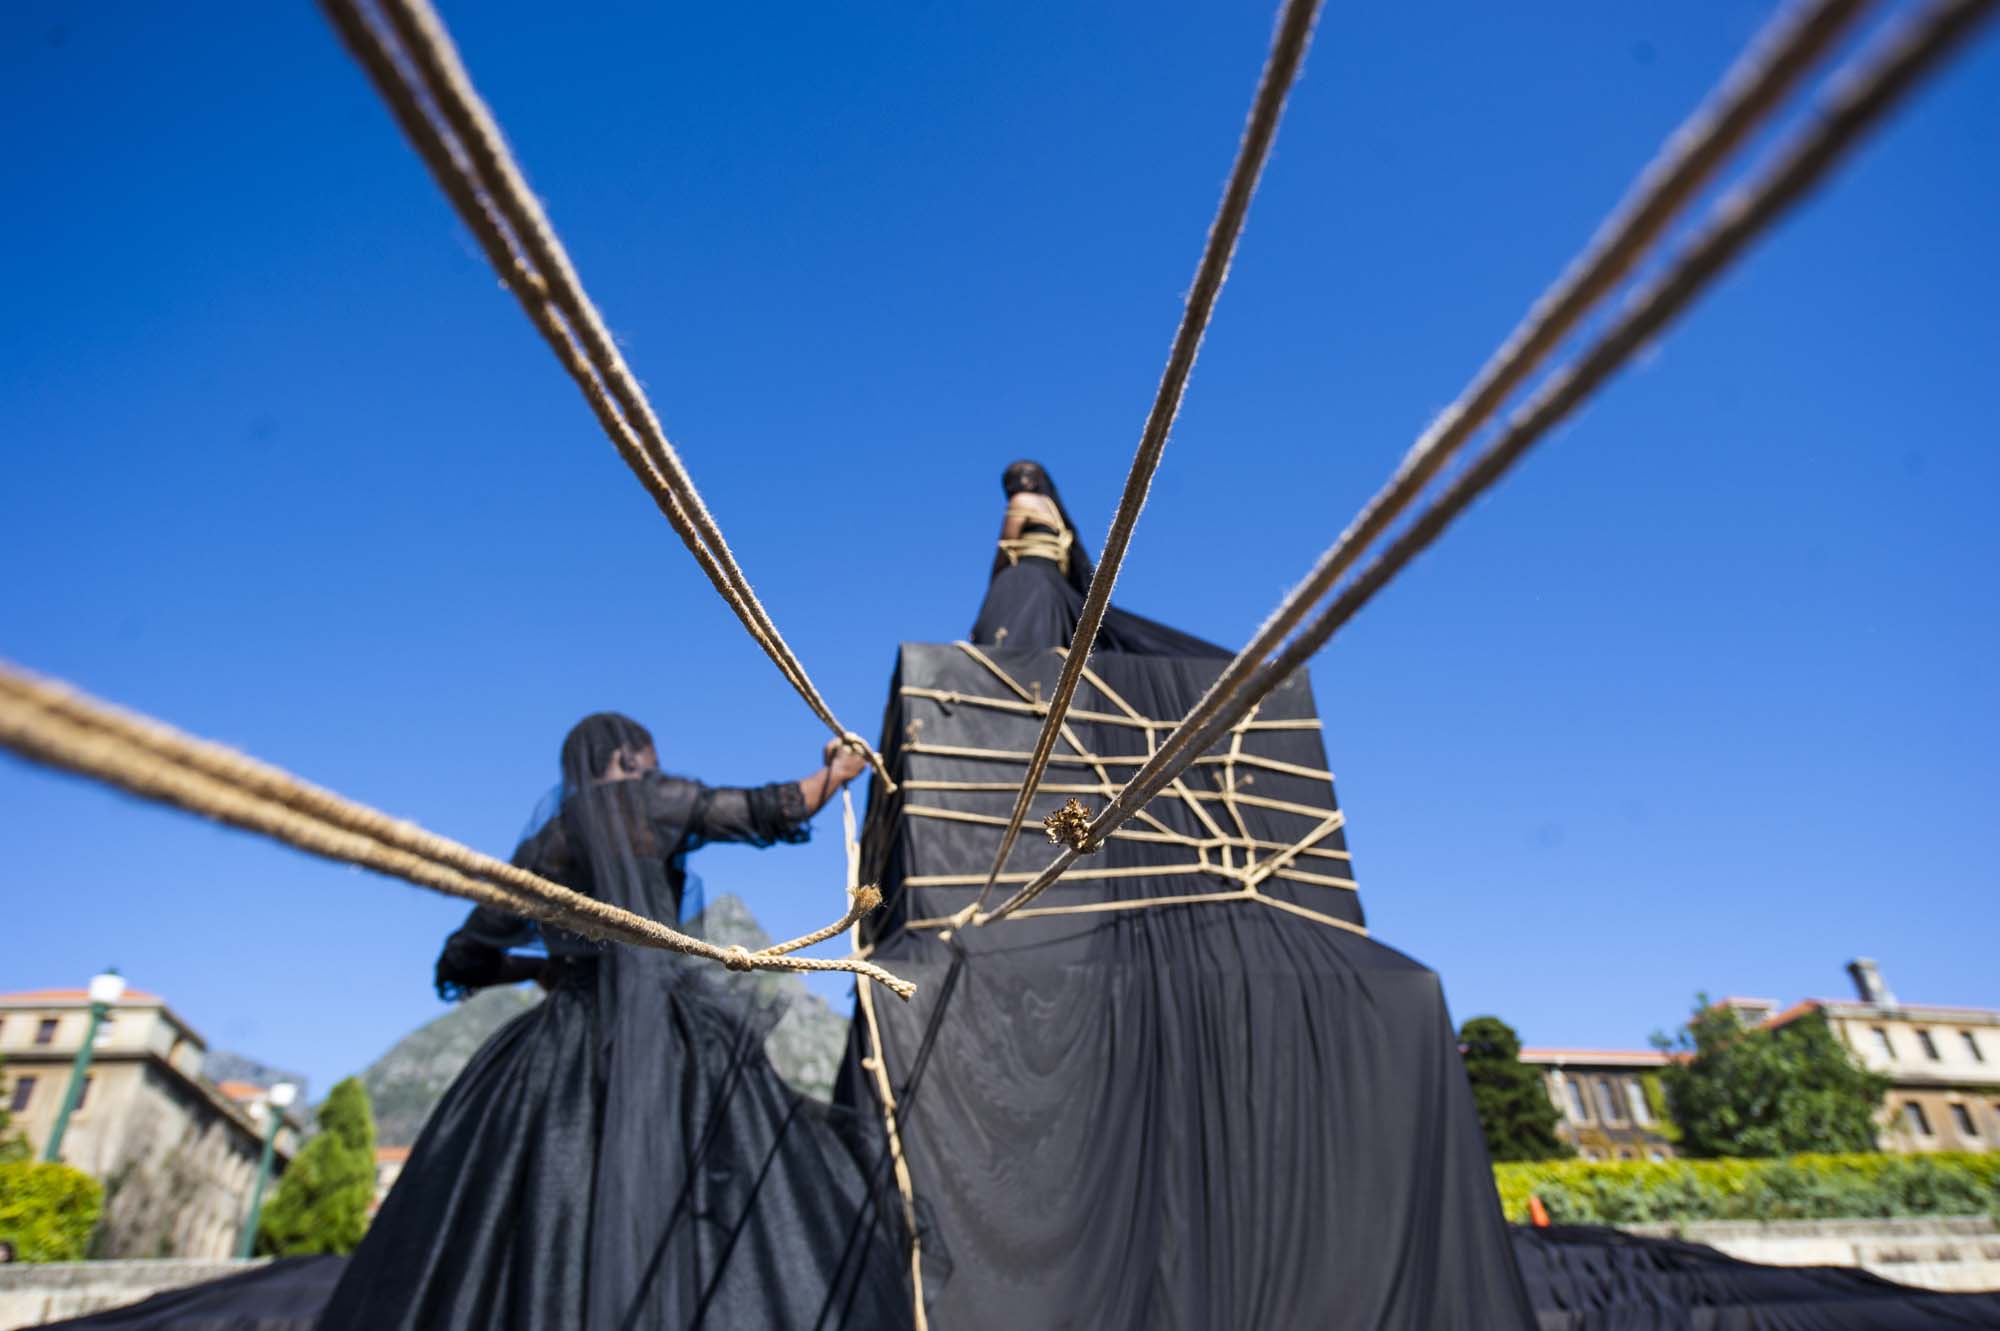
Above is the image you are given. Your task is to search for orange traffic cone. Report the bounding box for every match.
[1527,1194,1551,1228]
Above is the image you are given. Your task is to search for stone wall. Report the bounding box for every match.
[0,1260,260,1330]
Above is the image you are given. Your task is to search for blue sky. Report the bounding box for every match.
[3,1,1994,1098]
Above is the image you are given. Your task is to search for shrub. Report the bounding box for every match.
[1493,1152,2000,1225]
[0,1160,105,1261]
[257,1077,376,1256]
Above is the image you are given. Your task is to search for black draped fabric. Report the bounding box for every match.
[972,542,1231,658]
[1512,1226,2000,1330]
[834,637,1536,1329]
[307,716,913,1331]
[38,1227,2000,1330]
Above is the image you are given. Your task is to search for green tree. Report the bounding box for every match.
[1458,1016,1573,1162]
[257,1077,377,1255]
[1654,998,1887,1158]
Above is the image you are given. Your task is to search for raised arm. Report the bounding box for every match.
[689,739,867,848]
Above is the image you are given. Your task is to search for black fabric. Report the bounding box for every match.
[971,550,1231,658]
[836,641,1534,1329]
[39,1227,2000,1330]
[313,715,912,1331]
[1513,1226,2000,1330]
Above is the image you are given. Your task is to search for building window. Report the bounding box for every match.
[1595,1078,1625,1124]
[1904,1102,1933,1137]
[1916,1029,1941,1061]
[75,1076,92,1110]
[35,1018,58,1046]
[1647,1149,1668,1163]
[1627,1079,1654,1126]
[94,1015,115,1046]
[1951,1104,1977,1137]
[1566,1077,1590,1123]
[1872,1027,1895,1059]
[8,1077,35,1113]
[1963,1032,1985,1064]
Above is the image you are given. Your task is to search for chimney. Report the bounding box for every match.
[1847,957,1897,1009]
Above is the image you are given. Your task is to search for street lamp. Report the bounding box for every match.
[236,1082,296,1259]
[41,969,125,1164]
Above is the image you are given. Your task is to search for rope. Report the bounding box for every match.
[0,663,914,999]
[318,0,892,792]
[1038,0,1886,886]
[970,0,1326,913]
[980,0,1995,924]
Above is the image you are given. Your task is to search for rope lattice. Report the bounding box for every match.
[911,646,1363,939]
[978,0,1997,924]
[0,664,914,999]
[972,0,1326,913]
[318,0,891,793]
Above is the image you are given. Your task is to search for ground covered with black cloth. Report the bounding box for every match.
[1514,1226,2000,1329]
[31,1226,2000,1329]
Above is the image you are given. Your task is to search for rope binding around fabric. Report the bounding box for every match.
[0,661,915,999]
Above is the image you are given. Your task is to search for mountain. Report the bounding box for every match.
[360,894,852,1146]
[202,1050,312,1105]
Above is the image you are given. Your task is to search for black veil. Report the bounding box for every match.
[329,712,912,1331]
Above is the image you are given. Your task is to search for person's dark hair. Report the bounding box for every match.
[994,459,1096,594]
[559,712,655,790]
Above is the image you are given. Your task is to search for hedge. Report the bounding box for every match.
[1493,1152,2000,1225]
[0,1160,104,1261]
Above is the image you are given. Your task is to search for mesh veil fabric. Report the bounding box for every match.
[314,713,913,1331]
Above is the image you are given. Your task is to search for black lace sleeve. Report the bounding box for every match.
[686,779,812,851]
[433,820,566,1000]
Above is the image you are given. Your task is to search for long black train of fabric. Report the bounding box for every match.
[830,641,1537,1330]
[33,1227,2000,1329]
[1513,1226,2000,1329]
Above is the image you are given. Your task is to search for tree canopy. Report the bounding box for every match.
[1459,1016,1573,1162]
[257,1076,377,1256]
[1655,999,1887,1158]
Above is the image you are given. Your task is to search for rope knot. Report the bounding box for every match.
[1042,798,1096,852]
[721,944,756,972]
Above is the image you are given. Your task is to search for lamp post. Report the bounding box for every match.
[236,1082,296,1259]
[41,969,125,1164]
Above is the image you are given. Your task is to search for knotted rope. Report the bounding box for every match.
[971,0,1326,914]
[319,0,891,793]
[0,663,914,999]
[980,0,1996,924]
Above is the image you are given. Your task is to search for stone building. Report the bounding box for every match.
[1518,1047,1679,1161]
[1735,959,2000,1154]
[0,987,299,1258]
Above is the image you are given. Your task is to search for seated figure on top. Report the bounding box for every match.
[970,459,1227,658]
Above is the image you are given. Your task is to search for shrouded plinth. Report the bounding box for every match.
[837,643,1534,1329]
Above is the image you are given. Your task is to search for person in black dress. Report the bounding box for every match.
[971,459,1227,658]
[316,713,914,1331]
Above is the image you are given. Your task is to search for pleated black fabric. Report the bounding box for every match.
[834,640,1536,1329]
[1513,1226,2000,1329]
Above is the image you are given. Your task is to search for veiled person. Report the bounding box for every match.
[317,713,913,1331]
